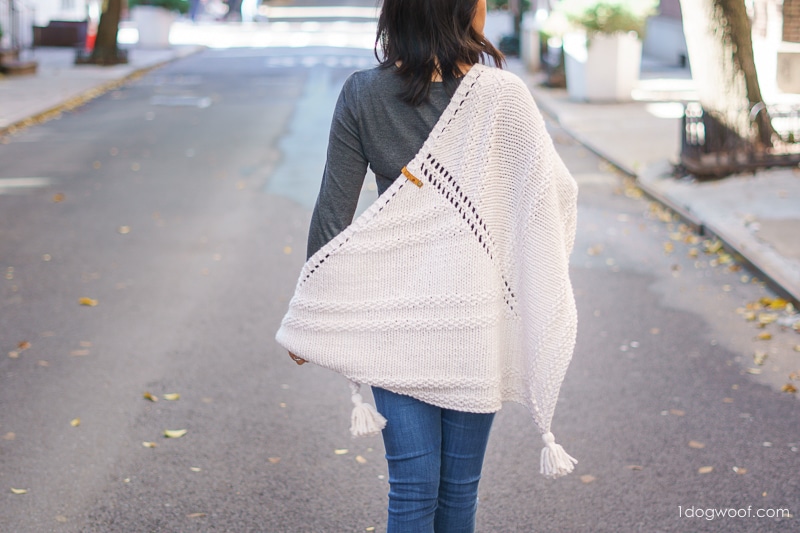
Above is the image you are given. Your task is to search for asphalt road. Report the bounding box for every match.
[1,46,798,533]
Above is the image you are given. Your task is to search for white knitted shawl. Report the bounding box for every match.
[276,64,579,477]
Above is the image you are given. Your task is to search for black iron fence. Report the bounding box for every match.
[681,102,800,177]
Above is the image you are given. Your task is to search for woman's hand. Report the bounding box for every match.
[288,351,307,366]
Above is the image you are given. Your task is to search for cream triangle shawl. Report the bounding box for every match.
[276,64,579,478]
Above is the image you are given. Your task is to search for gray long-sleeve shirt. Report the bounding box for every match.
[306,66,461,259]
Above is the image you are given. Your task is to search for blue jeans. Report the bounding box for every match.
[371,387,495,533]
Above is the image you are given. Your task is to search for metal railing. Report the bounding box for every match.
[0,0,35,50]
[681,102,800,177]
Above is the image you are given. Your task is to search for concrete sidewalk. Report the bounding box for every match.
[0,46,202,132]
[508,58,800,306]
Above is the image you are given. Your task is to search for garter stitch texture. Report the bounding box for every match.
[276,64,579,476]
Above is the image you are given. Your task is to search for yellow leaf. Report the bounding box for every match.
[78,297,98,307]
[756,332,772,341]
[70,418,81,427]
[164,429,187,439]
[698,466,713,474]
[781,383,798,394]
[758,313,778,325]
[793,345,800,352]
[142,441,157,448]
[52,193,65,203]
[268,457,281,464]
[688,440,705,449]
[143,392,158,402]
[334,449,349,455]
[117,226,131,235]
[580,475,596,484]
[283,246,292,255]
[366,528,376,532]
[163,393,180,401]
[753,351,767,365]
[688,248,699,258]
[355,455,367,464]
[10,488,27,494]
[663,242,674,254]
[768,298,788,310]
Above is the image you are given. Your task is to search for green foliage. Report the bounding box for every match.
[558,0,657,38]
[487,0,532,11]
[128,0,189,14]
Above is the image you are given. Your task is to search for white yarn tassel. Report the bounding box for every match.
[540,432,577,479]
[348,381,387,437]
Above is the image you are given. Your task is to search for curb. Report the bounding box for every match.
[638,163,800,308]
[0,46,205,138]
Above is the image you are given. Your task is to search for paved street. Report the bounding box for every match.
[1,38,799,533]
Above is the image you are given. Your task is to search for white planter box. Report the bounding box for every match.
[132,6,176,48]
[564,32,642,102]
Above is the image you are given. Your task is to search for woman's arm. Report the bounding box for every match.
[306,75,369,259]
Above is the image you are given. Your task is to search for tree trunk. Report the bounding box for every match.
[91,0,124,65]
[679,0,774,148]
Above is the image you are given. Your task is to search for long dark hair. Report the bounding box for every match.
[375,0,505,106]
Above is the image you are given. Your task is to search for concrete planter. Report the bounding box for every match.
[564,31,642,102]
[132,6,176,48]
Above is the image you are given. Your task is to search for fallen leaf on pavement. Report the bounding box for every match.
[698,466,714,474]
[52,193,65,203]
[580,475,595,484]
[753,351,768,365]
[781,383,798,394]
[688,440,705,449]
[142,441,157,448]
[164,429,187,439]
[626,465,644,471]
[334,449,349,455]
[70,350,90,357]
[187,513,207,519]
[10,488,27,494]
[669,409,686,416]
[355,455,368,464]
[3,432,15,440]
[190,467,202,472]
[733,466,747,474]
[8,351,19,359]
[268,457,281,464]
[163,393,180,401]
[117,226,131,235]
[78,297,98,307]
[70,418,80,427]
[18,341,31,351]
[143,392,158,402]
[756,332,772,341]
[746,368,762,375]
